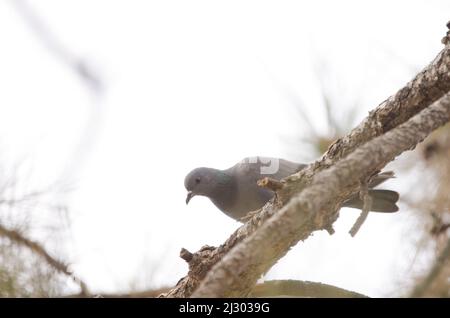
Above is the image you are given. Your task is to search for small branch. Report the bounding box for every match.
[180,248,194,263]
[0,223,89,296]
[349,182,373,237]
[410,237,450,297]
[257,177,284,191]
[441,21,450,45]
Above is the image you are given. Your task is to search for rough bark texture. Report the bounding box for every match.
[160,32,450,298]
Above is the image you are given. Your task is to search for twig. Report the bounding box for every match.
[9,0,103,94]
[257,177,284,191]
[441,21,450,45]
[349,181,373,237]
[0,222,89,296]
[180,248,194,263]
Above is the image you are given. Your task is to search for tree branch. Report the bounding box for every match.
[9,0,103,94]
[161,30,450,298]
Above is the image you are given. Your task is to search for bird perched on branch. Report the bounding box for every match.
[184,157,399,221]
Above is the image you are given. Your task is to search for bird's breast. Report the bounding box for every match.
[212,185,274,221]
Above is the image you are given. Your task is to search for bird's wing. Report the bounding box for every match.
[230,157,307,181]
[272,158,308,179]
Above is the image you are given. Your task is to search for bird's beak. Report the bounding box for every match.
[186,191,195,204]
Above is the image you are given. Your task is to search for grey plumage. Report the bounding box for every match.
[185,157,399,221]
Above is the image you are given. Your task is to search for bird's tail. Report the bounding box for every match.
[343,189,399,213]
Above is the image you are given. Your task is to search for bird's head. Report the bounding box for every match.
[184,167,231,204]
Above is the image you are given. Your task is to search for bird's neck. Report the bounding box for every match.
[209,170,236,210]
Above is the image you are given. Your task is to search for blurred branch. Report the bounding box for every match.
[410,237,450,297]
[0,222,89,295]
[313,61,342,137]
[0,184,58,207]
[65,280,368,298]
[249,280,368,298]
[10,0,106,189]
[71,288,173,298]
[65,287,171,298]
[162,30,450,298]
[10,0,103,94]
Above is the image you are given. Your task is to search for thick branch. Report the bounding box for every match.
[192,92,450,297]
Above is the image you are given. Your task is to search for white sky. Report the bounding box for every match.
[0,0,449,296]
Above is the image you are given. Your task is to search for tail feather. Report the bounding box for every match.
[343,189,399,213]
[368,171,395,188]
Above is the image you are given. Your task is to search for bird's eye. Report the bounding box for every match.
[195,177,201,184]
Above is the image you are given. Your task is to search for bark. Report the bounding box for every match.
[161,29,450,298]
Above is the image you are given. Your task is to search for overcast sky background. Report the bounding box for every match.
[0,0,449,296]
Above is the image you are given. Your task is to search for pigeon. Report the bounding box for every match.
[184,157,399,221]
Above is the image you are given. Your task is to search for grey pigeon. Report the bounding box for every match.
[184,157,399,221]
